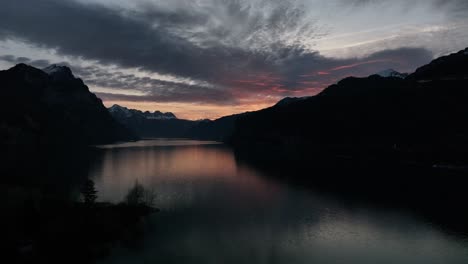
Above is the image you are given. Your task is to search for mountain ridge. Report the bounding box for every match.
[0,63,136,146]
[108,104,244,141]
[230,47,468,165]
[109,104,177,120]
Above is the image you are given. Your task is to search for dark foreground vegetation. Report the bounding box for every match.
[2,177,157,264]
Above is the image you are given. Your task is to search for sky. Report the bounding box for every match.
[0,0,467,120]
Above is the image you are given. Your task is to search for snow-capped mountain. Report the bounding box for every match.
[146,110,177,120]
[374,69,408,79]
[108,104,240,140]
[109,104,177,120]
[42,64,75,81]
[108,104,196,138]
[109,104,134,118]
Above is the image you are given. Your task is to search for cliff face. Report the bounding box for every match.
[0,64,136,146]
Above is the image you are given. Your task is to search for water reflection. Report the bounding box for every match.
[89,140,468,264]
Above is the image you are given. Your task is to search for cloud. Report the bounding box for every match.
[0,53,234,104]
[0,0,319,81]
[0,54,52,68]
[341,0,468,17]
[0,45,433,105]
[0,0,438,110]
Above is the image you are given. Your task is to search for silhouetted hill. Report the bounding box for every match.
[231,47,468,165]
[274,96,312,107]
[407,47,468,81]
[0,64,136,146]
[188,113,246,141]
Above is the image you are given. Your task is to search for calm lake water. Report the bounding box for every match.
[88,139,468,264]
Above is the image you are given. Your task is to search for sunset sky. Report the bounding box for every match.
[1,0,468,120]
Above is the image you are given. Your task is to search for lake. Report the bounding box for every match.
[87,139,468,264]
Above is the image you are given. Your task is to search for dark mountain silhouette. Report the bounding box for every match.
[230,47,468,165]
[188,113,246,141]
[407,48,468,81]
[274,96,313,107]
[225,48,468,233]
[0,64,136,146]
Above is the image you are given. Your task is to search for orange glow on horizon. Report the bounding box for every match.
[103,100,282,120]
[102,70,333,120]
[101,68,350,120]
[102,84,326,120]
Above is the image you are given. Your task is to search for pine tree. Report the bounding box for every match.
[125,180,157,207]
[125,180,144,206]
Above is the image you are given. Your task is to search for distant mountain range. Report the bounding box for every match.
[109,104,177,120]
[230,47,468,164]
[108,104,194,138]
[108,104,241,140]
[0,64,136,146]
[108,48,468,150]
[3,47,468,152]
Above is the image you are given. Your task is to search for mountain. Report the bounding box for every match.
[0,64,136,146]
[188,113,246,141]
[374,69,408,79]
[275,96,312,107]
[407,47,468,81]
[108,104,240,140]
[230,47,468,165]
[108,104,195,138]
[109,104,176,120]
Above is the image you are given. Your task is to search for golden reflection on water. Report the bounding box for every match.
[90,140,280,205]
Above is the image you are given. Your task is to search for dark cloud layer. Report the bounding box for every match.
[0,54,236,104]
[0,54,51,68]
[0,0,438,106]
[0,0,319,81]
[0,45,433,106]
[345,0,468,9]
